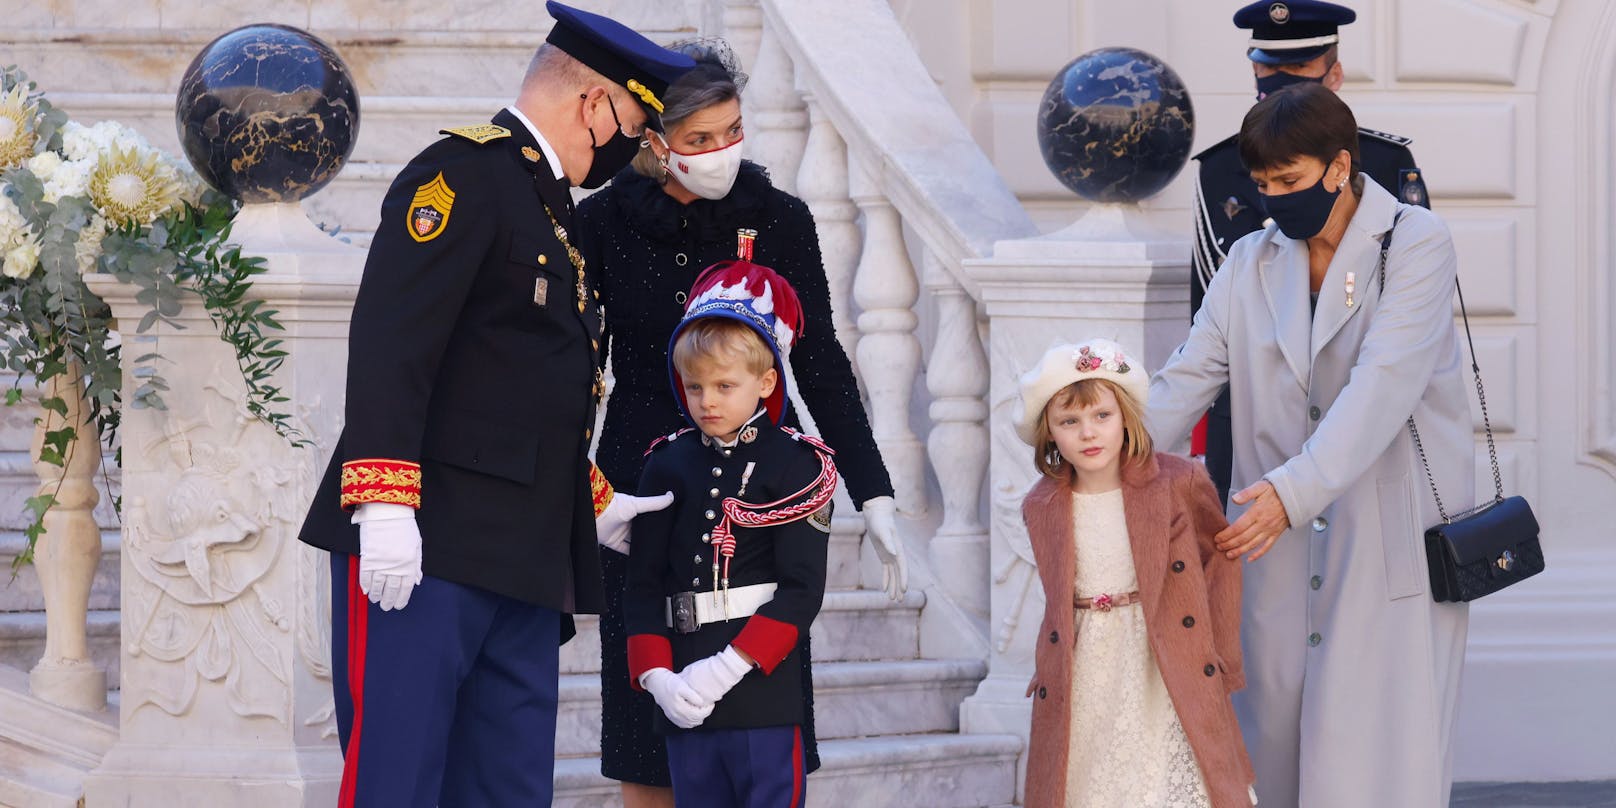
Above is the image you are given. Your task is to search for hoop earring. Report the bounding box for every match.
[1044,444,1063,467]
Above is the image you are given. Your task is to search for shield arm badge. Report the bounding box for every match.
[407,171,456,243]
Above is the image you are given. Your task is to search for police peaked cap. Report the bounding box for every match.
[1234,0,1357,66]
[545,1,696,126]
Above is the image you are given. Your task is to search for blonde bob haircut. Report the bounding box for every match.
[1030,378,1154,483]
[671,317,775,379]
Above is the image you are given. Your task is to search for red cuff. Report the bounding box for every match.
[627,634,672,690]
[1190,414,1209,457]
[340,459,422,509]
[731,614,799,675]
[591,463,615,517]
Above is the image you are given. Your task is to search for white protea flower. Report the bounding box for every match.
[0,85,38,169]
[2,232,41,280]
[89,145,181,226]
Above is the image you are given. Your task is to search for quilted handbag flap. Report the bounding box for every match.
[1430,496,1540,566]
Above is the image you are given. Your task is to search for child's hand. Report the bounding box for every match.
[1217,480,1291,561]
[642,667,714,729]
[1024,674,1042,699]
[680,645,752,703]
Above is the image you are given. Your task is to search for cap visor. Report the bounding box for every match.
[1247,44,1332,66]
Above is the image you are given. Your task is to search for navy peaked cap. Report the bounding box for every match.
[1234,0,1357,66]
[545,1,696,122]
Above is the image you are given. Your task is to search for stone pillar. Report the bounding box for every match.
[957,205,1189,800]
[82,202,361,805]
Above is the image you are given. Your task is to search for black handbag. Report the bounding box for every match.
[1376,218,1546,602]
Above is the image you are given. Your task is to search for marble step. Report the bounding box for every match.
[553,732,1023,808]
[0,530,122,613]
[0,663,118,808]
[559,588,924,676]
[555,657,983,758]
[0,611,122,687]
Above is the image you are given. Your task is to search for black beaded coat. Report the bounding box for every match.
[575,161,893,785]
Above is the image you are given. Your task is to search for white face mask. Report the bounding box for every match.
[657,133,744,200]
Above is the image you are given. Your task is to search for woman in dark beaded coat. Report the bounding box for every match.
[575,40,906,808]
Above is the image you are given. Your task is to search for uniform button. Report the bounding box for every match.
[537,254,548,265]
[704,509,716,520]
[692,577,700,587]
[1037,686,1047,700]
[1308,632,1322,647]
[1309,405,1321,421]
[1171,560,1186,573]
[709,488,720,498]
[693,554,702,564]
[1311,517,1328,533]
[584,428,592,441]
[711,467,723,477]
[1203,664,1216,677]
[1048,631,1058,644]
[591,339,599,351]
[722,449,733,457]
[1310,575,1323,590]
[1182,616,1195,629]
[676,252,689,266]
[700,533,711,543]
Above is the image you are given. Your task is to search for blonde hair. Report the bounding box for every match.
[671,318,775,378]
[1030,378,1153,483]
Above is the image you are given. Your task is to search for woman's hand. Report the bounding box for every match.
[1215,480,1291,562]
[862,496,908,600]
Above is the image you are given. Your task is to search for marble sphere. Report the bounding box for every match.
[1036,47,1194,203]
[175,24,359,204]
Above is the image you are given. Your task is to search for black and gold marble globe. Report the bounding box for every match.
[1036,47,1194,203]
[175,24,359,203]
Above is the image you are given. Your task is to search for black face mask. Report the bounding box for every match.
[1259,171,1341,240]
[581,96,644,190]
[1256,70,1323,100]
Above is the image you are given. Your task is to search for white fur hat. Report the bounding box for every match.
[1015,338,1149,445]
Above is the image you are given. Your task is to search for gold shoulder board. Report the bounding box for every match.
[440,124,512,144]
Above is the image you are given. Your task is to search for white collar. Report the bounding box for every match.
[714,409,770,448]
[505,105,565,181]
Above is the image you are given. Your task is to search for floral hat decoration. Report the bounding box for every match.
[667,256,804,424]
[1015,337,1150,445]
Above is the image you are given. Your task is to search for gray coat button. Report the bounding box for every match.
[1311,517,1328,532]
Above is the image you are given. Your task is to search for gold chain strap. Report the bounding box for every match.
[542,205,588,314]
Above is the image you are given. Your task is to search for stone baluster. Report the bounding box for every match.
[718,0,764,74]
[849,156,927,517]
[28,362,107,712]
[923,255,990,620]
[745,22,808,196]
[797,90,861,366]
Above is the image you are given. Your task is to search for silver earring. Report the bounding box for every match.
[1044,445,1063,466]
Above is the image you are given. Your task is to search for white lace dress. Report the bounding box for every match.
[1064,489,1211,808]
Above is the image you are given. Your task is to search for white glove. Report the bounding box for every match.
[679,645,752,703]
[596,490,675,555]
[641,667,714,729]
[862,496,907,601]
[351,502,424,611]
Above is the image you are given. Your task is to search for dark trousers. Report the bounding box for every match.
[330,552,560,808]
[1206,386,1234,507]
[666,725,806,808]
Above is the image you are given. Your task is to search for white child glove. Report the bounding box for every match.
[679,645,753,703]
[351,502,424,611]
[862,496,908,601]
[596,490,675,555]
[641,667,714,729]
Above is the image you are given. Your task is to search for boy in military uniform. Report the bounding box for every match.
[297,3,692,805]
[624,258,834,807]
[1189,0,1431,506]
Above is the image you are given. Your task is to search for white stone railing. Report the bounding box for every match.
[716,0,1039,659]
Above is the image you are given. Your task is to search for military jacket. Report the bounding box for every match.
[1191,126,1429,315]
[623,420,835,733]
[299,109,607,616]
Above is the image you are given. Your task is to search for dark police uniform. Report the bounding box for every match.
[624,421,834,802]
[297,4,695,805]
[1189,0,1432,506]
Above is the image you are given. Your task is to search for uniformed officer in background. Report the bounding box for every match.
[1189,0,1431,505]
[297,3,693,805]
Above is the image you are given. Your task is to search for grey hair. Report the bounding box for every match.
[630,42,745,181]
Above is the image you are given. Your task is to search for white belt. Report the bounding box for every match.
[665,582,777,633]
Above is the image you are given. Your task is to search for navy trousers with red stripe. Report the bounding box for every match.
[666,725,806,808]
[330,552,560,808]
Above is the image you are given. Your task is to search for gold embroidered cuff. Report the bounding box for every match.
[341,459,423,510]
[591,463,614,517]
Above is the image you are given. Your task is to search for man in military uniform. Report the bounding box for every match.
[1189,0,1431,505]
[297,3,693,805]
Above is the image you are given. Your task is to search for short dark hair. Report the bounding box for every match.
[1237,82,1359,177]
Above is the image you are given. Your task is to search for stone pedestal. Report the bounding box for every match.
[82,201,362,806]
[956,204,1190,800]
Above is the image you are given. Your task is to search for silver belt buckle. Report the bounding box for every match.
[671,591,699,634]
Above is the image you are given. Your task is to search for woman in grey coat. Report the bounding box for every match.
[1147,83,1474,808]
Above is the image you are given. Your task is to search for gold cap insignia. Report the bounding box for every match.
[625,79,664,114]
[407,172,455,243]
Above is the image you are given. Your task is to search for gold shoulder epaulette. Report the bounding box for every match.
[440,124,512,144]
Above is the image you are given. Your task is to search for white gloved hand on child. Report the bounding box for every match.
[641,667,714,729]
[679,645,753,703]
[862,496,907,601]
[352,502,424,612]
[596,490,675,555]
